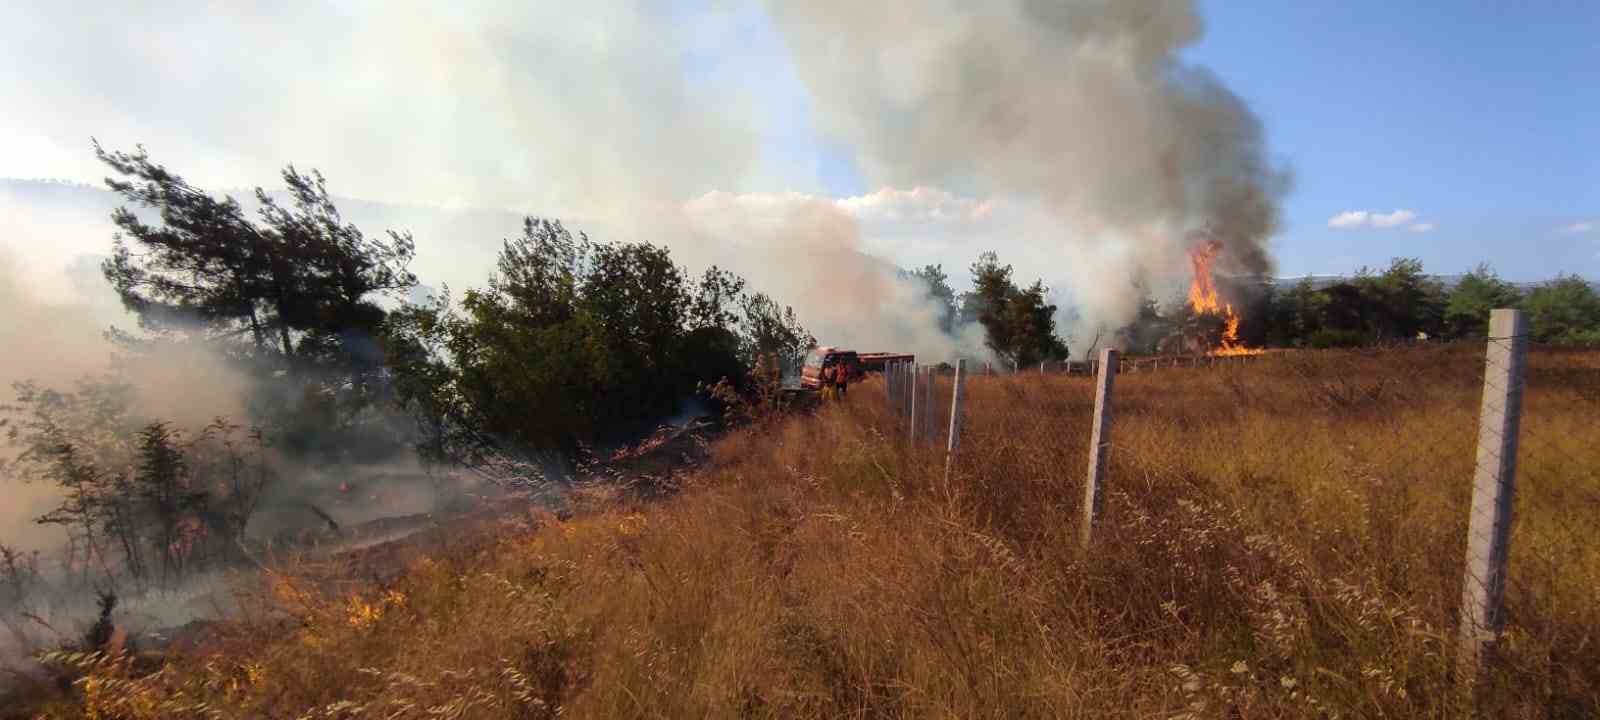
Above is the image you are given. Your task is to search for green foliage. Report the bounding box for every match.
[1523,274,1600,346]
[1356,258,1448,340]
[96,142,416,368]
[738,292,815,367]
[1267,277,1328,346]
[1444,264,1523,338]
[1296,258,1450,344]
[1250,260,1595,348]
[382,218,813,468]
[960,251,1068,364]
[94,143,418,463]
[132,422,204,581]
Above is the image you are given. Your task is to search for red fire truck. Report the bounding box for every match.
[799,347,914,391]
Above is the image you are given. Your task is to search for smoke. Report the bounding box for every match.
[3,1,1289,363]
[764,0,1290,343]
[0,1,757,218]
[0,241,258,552]
[0,245,117,553]
[680,191,990,361]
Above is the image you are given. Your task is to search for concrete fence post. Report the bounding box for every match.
[1080,348,1118,549]
[1457,308,1527,682]
[885,360,897,415]
[897,361,907,418]
[908,364,919,444]
[898,361,907,417]
[923,365,935,442]
[908,363,921,419]
[944,359,967,484]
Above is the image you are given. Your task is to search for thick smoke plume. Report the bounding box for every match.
[766,0,1290,341]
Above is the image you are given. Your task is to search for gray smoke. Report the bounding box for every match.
[765,0,1290,340]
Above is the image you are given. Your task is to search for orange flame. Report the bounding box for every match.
[1187,239,1259,355]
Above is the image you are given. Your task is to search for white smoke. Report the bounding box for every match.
[2,0,1286,360]
[764,0,1290,344]
[681,191,990,361]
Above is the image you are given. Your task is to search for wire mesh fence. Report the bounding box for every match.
[1496,340,1600,703]
[850,311,1597,708]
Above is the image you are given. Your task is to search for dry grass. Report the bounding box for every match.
[18,345,1600,718]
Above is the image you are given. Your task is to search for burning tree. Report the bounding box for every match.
[1181,239,1260,356]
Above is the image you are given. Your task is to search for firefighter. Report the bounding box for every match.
[821,360,838,401]
[834,358,849,398]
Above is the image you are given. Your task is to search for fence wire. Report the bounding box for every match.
[1495,343,1600,700]
[876,337,1600,704]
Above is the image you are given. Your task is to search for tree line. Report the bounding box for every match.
[1149,258,1599,352]
[2,146,813,592]
[902,253,1600,360]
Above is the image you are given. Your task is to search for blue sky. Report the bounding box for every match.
[726,1,1599,281]
[1187,1,1599,280]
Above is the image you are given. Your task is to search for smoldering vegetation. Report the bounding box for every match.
[4,129,1059,690]
[0,145,804,683]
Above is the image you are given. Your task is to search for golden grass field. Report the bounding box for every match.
[17,344,1600,718]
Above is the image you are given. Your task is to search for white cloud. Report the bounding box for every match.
[1328,208,1424,230]
[1558,221,1595,234]
[1369,209,1417,228]
[1327,210,1370,228]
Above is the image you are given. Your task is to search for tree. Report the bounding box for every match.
[960,251,1068,364]
[255,166,417,375]
[1523,274,1600,346]
[738,292,815,368]
[1118,283,1172,354]
[961,252,1011,330]
[4,377,271,587]
[1002,281,1069,365]
[1444,264,1523,338]
[581,240,693,421]
[131,422,205,582]
[97,142,275,350]
[689,266,746,331]
[381,218,814,473]
[1267,277,1328,347]
[1310,281,1372,348]
[97,143,417,376]
[1353,258,1446,341]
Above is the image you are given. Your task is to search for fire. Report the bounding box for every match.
[1187,239,1260,356]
